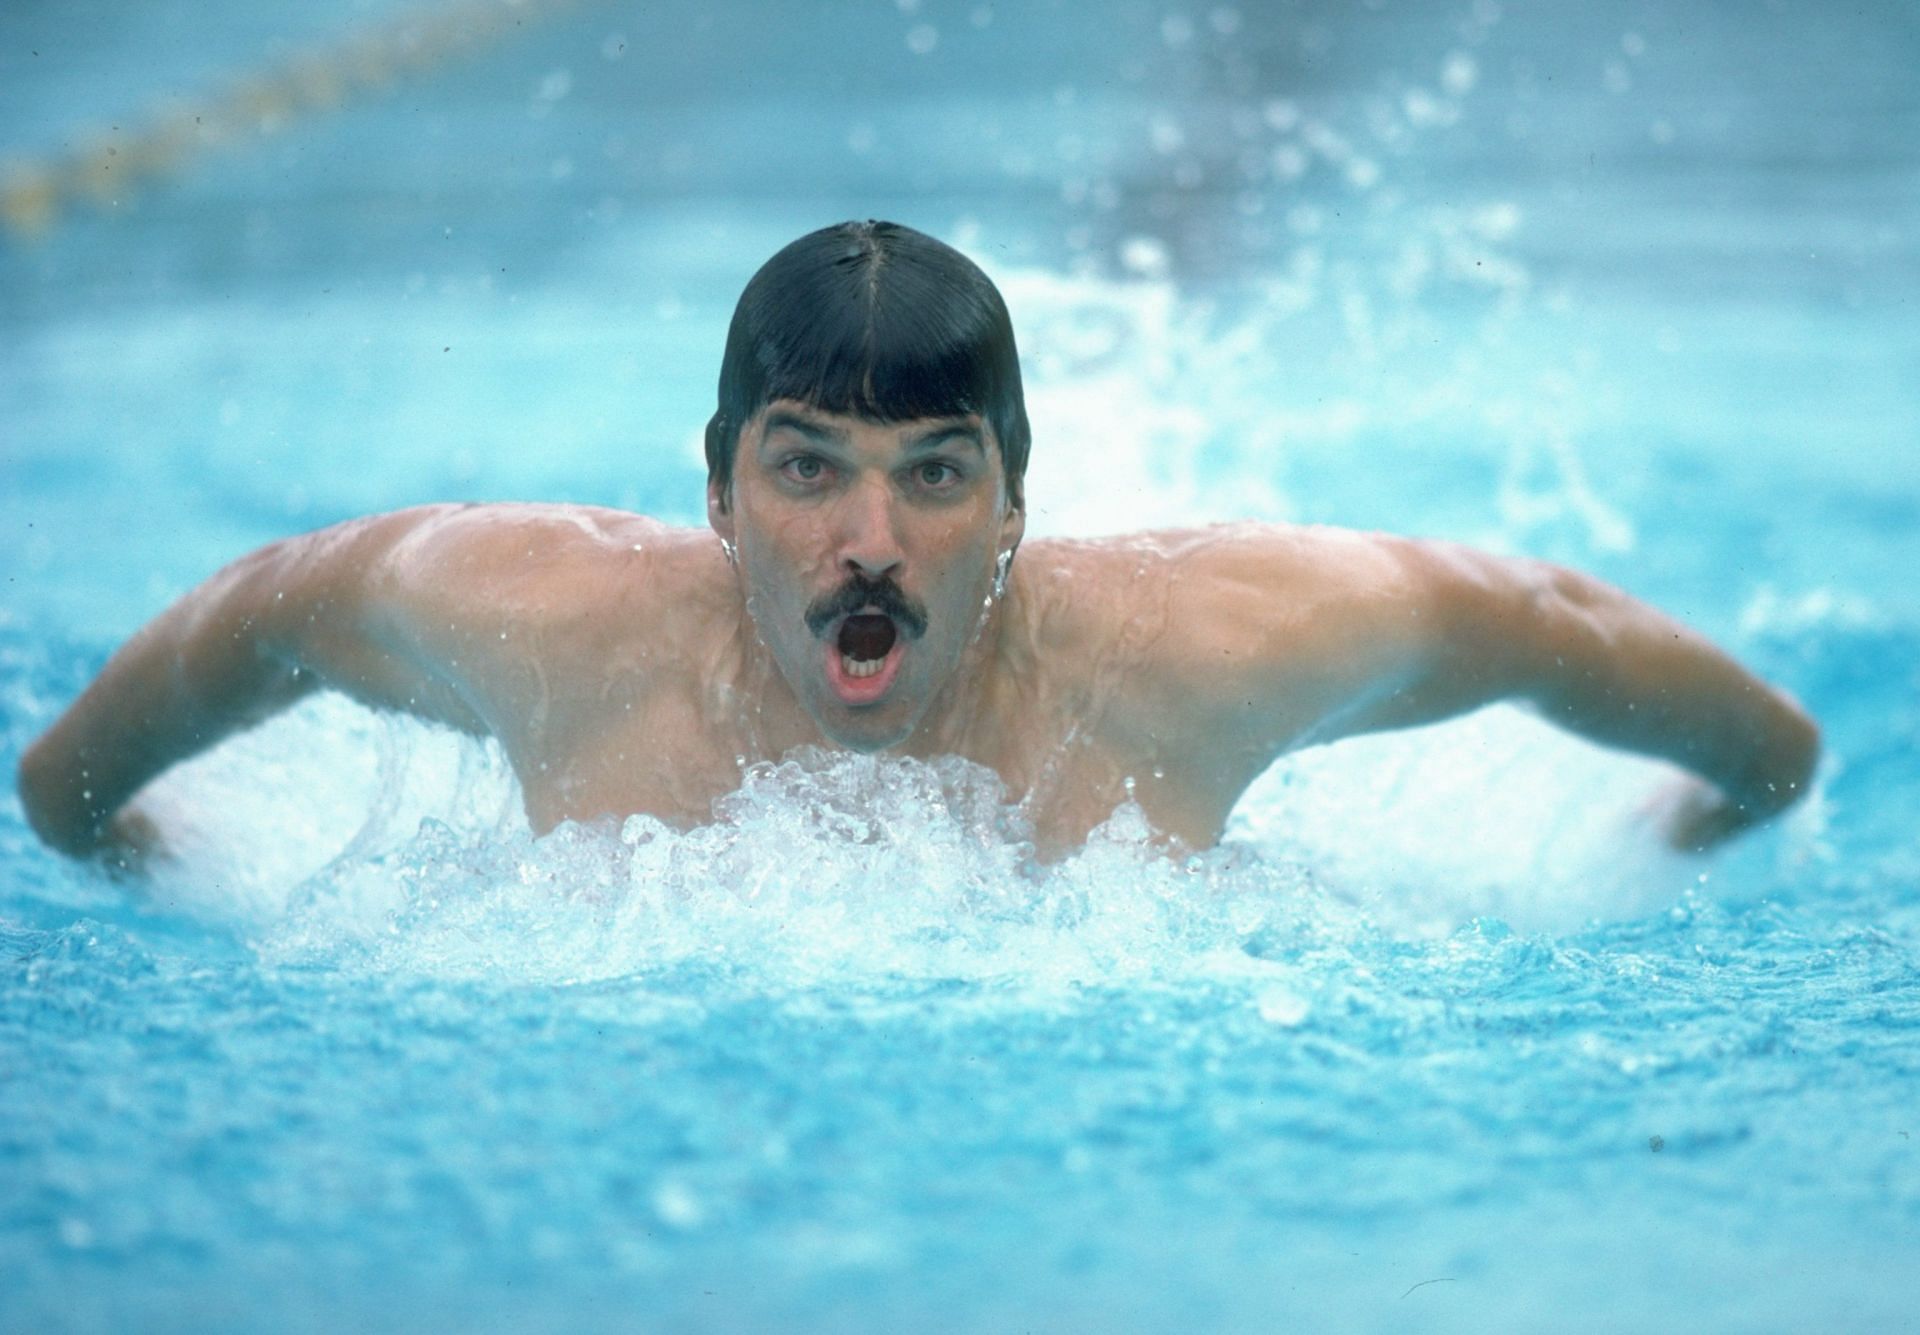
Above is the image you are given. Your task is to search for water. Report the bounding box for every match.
[4,1,1918,1329]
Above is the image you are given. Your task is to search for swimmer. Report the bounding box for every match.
[17,220,1819,865]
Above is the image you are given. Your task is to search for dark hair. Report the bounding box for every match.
[705,220,1030,511]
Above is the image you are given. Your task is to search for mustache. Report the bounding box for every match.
[804,573,930,641]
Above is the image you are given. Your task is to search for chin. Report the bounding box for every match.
[806,684,922,753]
[822,712,915,755]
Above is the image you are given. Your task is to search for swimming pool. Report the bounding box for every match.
[4,1,1918,1329]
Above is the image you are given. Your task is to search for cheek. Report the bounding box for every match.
[742,505,827,571]
[928,537,997,620]
[923,501,998,557]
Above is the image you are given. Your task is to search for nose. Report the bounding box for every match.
[836,475,904,579]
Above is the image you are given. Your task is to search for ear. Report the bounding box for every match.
[998,483,1025,560]
[707,475,735,542]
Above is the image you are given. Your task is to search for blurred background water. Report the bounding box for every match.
[3,1,1917,1330]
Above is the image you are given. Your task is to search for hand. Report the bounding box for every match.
[94,804,173,880]
[1641,774,1761,854]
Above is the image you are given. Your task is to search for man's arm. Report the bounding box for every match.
[1415,541,1818,845]
[16,507,492,860]
[1141,525,1819,849]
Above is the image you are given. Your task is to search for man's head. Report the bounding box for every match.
[706,222,1030,752]
[704,220,1030,512]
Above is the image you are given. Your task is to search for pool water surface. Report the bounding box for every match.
[3,1,1918,1329]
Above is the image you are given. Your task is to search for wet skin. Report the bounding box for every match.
[17,404,1821,865]
[708,402,1024,758]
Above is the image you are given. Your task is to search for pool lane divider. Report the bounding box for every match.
[1,0,598,245]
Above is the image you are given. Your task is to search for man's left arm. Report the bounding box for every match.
[1149,526,1819,851]
[1432,548,1818,848]
[1327,536,1819,849]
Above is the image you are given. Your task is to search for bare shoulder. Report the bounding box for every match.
[1018,522,1441,648]
[307,503,730,730]
[365,503,723,637]
[1014,523,1487,748]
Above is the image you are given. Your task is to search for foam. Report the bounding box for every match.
[117,670,1812,1010]
[248,740,1350,1000]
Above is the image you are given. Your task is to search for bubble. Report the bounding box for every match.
[905,24,939,55]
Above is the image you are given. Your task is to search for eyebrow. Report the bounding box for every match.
[761,409,848,446]
[902,422,986,456]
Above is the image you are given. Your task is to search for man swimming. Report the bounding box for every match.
[17,220,1819,865]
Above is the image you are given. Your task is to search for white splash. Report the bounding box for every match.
[121,680,1775,1009]
[245,740,1347,1002]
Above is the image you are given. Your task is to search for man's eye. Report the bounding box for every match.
[914,461,959,488]
[782,456,826,482]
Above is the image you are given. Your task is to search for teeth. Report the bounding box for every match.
[840,654,886,679]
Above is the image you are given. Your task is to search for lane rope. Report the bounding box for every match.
[1,0,593,243]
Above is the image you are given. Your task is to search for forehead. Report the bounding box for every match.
[754,400,993,455]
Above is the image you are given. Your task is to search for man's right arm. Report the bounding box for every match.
[16,507,490,860]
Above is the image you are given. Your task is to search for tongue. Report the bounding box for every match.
[838,613,898,661]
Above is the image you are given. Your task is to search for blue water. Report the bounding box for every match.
[4,1,1919,1329]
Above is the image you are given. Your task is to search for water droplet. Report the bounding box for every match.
[1441,51,1478,96]
[1263,98,1300,132]
[651,1180,705,1229]
[1256,988,1310,1026]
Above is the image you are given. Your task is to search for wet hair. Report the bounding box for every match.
[705,220,1030,511]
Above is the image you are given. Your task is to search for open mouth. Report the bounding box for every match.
[825,612,905,703]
